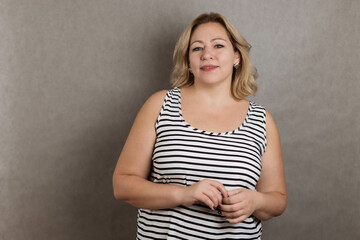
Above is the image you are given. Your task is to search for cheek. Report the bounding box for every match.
[226,52,237,65]
[219,54,234,67]
[188,53,193,61]
[188,55,199,67]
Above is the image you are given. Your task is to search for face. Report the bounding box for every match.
[188,22,240,87]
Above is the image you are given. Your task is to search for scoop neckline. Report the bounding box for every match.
[177,87,251,136]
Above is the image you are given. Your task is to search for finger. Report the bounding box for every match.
[221,208,243,218]
[227,189,242,197]
[204,187,221,208]
[214,190,223,208]
[222,194,239,205]
[220,202,240,212]
[214,187,224,206]
[210,182,229,199]
[198,194,216,210]
[222,190,244,205]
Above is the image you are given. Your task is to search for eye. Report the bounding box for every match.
[192,47,202,51]
[214,44,224,48]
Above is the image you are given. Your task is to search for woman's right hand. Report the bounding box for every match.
[181,179,228,210]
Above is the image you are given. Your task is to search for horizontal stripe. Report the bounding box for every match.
[154,142,261,161]
[137,88,266,239]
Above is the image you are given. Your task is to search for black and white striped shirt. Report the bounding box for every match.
[137,88,267,240]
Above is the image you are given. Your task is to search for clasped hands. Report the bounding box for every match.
[181,179,259,224]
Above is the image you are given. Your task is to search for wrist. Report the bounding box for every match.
[172,185,186,206]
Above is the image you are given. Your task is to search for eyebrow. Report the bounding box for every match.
[190,38,227,46]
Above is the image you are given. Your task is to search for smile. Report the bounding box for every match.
[200,65,218,71]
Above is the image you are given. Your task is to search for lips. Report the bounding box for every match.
[200,65,218,71]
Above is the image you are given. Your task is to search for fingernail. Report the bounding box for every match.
[214,205,220,210]
[227,194,229,198]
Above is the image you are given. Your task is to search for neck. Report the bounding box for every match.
[189,81,235,105]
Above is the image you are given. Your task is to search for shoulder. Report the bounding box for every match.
[140,90,168,118]
[129,89,169,133]
[264,109,280,143]
[265,110,277,130]
[146,90,168,106]
[248,102,279,137]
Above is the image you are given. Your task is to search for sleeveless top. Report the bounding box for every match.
[136,88,267,240]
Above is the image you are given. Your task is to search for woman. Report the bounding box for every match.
[113,12,287,239]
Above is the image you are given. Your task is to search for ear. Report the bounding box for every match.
[234,51,241,65]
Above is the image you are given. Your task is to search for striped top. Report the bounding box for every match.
[136,88,267,240]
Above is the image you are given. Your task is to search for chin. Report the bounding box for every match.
[195,76,231,86]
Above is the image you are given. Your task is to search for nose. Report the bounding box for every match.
[200,46,213,60]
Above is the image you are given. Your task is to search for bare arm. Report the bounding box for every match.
[252,110,287,220]
[221,110,287,223]
[112,90,228,210]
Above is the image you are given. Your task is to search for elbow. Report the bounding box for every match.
[256,192,287,221]
[113,187,134,206]
[113,189,122,200]
[113,186,128,201]
[112,188,121,201]
[275,192,287,217]
[112,174,126,201]
[256,208,287,221]
[266,204,287,220]
[270,192,287,218]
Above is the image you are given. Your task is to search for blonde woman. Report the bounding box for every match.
[113,12,287,239]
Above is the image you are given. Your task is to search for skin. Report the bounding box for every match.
[188,22,240,89]
[113,22,287,223]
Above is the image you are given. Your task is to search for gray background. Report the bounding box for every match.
[1,0,359,239]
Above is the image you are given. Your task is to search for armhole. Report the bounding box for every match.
[262,108,267,155]
[154,90,170,131]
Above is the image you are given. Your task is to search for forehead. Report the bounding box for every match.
[190,22,230,42]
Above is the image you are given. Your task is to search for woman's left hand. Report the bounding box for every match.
[220,188,260,224]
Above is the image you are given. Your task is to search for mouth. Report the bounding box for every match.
[200,65,218,71]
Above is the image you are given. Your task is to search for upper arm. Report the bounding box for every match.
[113,90,168,179]
[256,110,287,195]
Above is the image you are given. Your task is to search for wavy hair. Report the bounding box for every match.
[171,12,258,99]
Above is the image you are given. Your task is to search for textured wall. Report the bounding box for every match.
[1,0,359,239]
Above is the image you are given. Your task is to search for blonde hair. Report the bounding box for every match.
[171,12,258,100]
